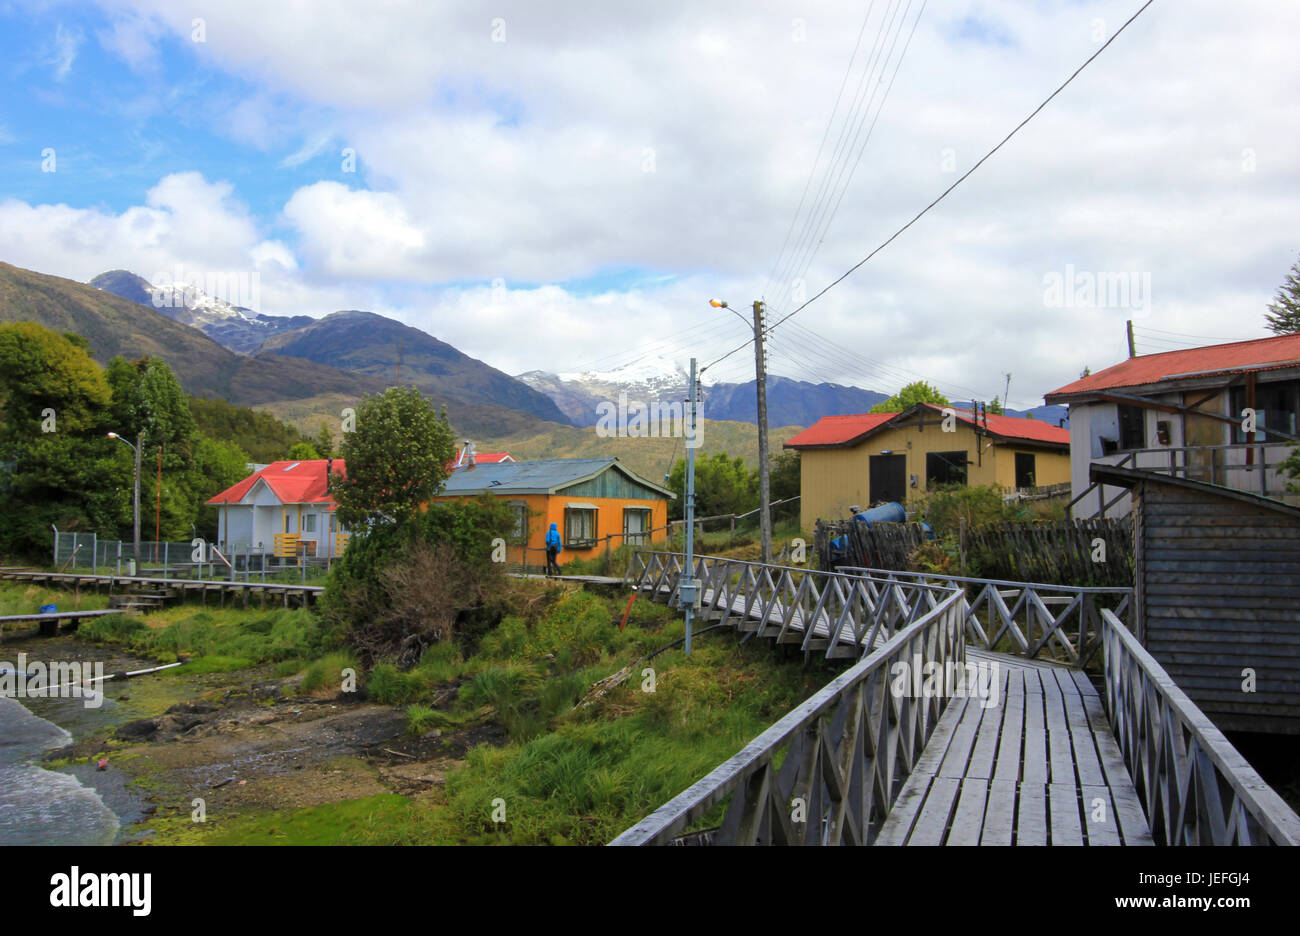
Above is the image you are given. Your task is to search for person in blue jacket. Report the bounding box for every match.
[545,522,563,576]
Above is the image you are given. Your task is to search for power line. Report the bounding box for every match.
[761,0,880,301]
[766,0,1157,335]
[766,0,927,318]
[1131,324,1250,343]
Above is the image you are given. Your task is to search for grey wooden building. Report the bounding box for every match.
[1092,463,1300,734]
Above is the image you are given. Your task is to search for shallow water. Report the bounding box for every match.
[0,696,119,846]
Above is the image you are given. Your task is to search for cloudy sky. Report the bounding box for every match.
[0,0,1295,410]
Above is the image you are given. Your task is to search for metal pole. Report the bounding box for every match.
[683,357,698,655]
[133,433,142,565]
[753,300,773,564]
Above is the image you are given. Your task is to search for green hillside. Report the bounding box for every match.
[0,261,386,406]
[473,418,805,481]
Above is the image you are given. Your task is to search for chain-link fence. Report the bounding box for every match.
[49,530,309,582]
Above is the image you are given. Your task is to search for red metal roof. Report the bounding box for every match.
[784,405,1068,449]
[207,459,346,506]
[924,404,1069,445]
[447,452,515,472]
[783,413,897,448]
[1046,333,1300,401]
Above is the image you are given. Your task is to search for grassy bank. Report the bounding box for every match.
[190,585,836,845]
[2,577,839,845]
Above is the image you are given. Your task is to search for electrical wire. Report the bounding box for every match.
[767,0,927,318]
[766,0,1157,335]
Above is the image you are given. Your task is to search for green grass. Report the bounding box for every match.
[30,573,845,846]
[75,603,329,666]
[0,582,110,616]
[300,652,359,693]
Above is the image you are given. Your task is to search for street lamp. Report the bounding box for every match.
[108,432,142,568]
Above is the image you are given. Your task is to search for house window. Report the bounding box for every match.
[1117,404,1146,450]
[507,502,528,544]
[1230,381,1300,443]
[926,451,968,488]
[564,505,598,547]
[1014,452,1036,490]
[623,507,652,546]
[303,514,317,533]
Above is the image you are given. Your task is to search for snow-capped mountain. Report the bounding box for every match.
[518,359,895,429]
[89,270,314,353]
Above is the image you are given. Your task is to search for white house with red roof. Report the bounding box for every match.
[1045,333,1300,518]
[784,402,1070,530]
[207,458,349,559]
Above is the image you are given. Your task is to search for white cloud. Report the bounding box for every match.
[8,0,1298,408]
[48,24,83,80]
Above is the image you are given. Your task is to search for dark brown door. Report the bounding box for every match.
[869,454,907,505]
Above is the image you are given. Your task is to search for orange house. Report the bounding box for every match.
[431,457,673,569]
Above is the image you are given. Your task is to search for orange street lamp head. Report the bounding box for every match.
[107,432,118,439]
[709,299,727,308]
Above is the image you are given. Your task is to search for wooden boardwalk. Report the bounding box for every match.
[875,650,1153,846]
[0,569,322,608]
[614,553,1292,846]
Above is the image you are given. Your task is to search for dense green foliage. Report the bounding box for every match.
[320,496,515,663]
[869,380,951,414]
[666,451,758,521]
[0,322,255,557]
[188,395,312,463]
[330,386,456,529]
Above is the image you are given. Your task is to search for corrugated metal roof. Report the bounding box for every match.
[438,458,671,497]
[784,404,1067,449]
[783,413,897,448]
[1045,333,1300,401]
[207,459,345,506]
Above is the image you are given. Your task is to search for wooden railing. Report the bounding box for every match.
[609,588,967,845]
[1074,442,1296,517]
[626,551,961,659]
[1098,609,1300,846]
[840,567,1132,667]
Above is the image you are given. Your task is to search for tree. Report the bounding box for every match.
[0,323,119,557]
[666,452,758,521]
[313,423,336,459]
[869,381,950,414]
[769,449,801,523]
[1265,255,1300,335]
[988,396,1005,415]
[330,386,456,529]
[288,442,321,460]
[105,357,205,539]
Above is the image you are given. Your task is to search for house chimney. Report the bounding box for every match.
[464,440,476,469]
[326,457,333,479]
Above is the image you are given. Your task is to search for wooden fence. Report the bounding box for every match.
[816,517,1133,588]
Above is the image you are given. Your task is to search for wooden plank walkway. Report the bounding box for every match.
[874,653,1154,846]
[0,570,321,608]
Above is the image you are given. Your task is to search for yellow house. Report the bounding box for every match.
[784,403,1071,529]
[431,457,673,569]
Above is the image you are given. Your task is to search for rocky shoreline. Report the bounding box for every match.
[19,633,500,845]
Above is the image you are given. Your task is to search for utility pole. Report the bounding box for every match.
[133,434,141,564]
[681,357,699,655]
[752,300,773,565]
[1126,319,1136,359]
[1002,373,1012,411]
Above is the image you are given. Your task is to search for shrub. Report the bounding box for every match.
[320,497,514,665]
[301,652,359,694]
